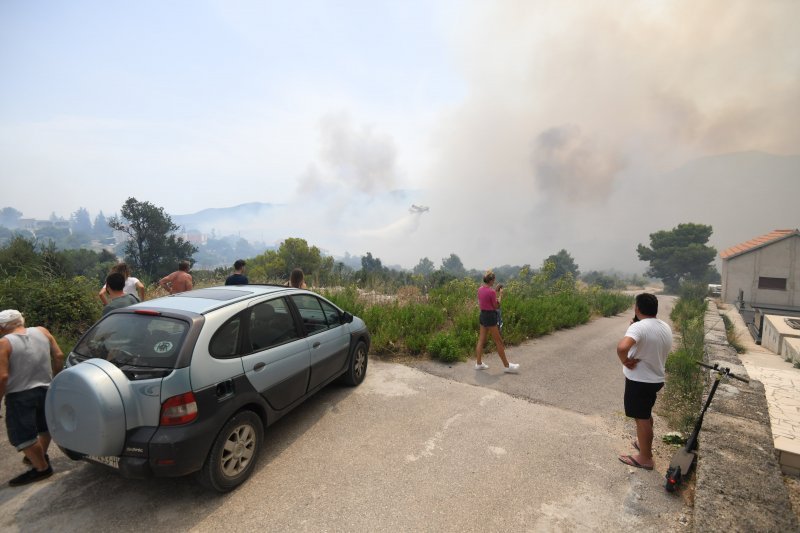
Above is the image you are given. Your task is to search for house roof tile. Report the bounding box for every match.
[720,229,800,260]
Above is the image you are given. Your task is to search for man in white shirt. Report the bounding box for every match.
[616,293,672,470]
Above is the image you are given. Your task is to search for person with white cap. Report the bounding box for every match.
[0,309,64,486]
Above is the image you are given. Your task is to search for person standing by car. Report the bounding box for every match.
[0,309,64,486]
[98,262,145,304]
[102,272,140,315]
[159,260,193,294]
[288,268,307,289]
[475,271,519,373]
[225,259,249,285]
[617,293,672,470]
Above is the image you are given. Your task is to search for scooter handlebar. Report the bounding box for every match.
[695,361,749,383]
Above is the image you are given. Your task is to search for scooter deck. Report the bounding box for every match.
[669,449,696,472]
[665,448,697,492]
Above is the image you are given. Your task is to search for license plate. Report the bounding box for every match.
[86,455,120,469]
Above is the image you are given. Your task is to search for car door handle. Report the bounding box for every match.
[253,362,266,371]
[312,342,321,348]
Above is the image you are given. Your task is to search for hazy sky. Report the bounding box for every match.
[2,1,798,272]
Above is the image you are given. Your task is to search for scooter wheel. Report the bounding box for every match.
[665,466,681,492]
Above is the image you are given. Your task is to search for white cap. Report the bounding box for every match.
[0,309,23,326]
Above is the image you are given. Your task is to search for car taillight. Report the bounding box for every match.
[160,392,198,426]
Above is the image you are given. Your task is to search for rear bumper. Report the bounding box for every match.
[72,421,215,479]
[93,383,267,479]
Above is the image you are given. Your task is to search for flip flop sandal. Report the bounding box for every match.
[632,440,640,451]
[618,454,654,470]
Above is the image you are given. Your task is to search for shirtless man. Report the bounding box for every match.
[159,260,193,294]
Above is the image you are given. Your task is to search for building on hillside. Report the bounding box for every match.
[720,229,800,343]
[721,229,800,308]
[183,230,207,246]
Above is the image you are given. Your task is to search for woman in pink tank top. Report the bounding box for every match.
[475,271,519,373]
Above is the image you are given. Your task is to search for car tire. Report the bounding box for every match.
[340,340,368,386]
[58,445,85,461]
[197,410,263,493]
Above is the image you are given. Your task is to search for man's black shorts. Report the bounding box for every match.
[624,378,664,419]
[5,386,49,450]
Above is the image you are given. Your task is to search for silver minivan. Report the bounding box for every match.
[45,285,370,492]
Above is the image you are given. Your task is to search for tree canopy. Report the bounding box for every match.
[413,257,435,276]
[108,197,197,281]
[441,253,466,277]
[637,223,717,293]
[542,249,579,281]
[248,237,332,284]
[0,207,23,228]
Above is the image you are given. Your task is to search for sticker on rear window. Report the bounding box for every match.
[154,341,174,353]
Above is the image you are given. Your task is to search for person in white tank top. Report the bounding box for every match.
[98,262,145,304]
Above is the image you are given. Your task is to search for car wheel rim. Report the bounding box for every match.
[354,346,366,378]
[221,423,256,477]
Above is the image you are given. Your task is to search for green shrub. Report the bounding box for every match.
[325,280,640,362]
[428,332,465,362]
[0,272,101,345]
[321,286,366,317]
[361,302,445,355]
[585,288,633,317]
[428,279,478,315]
[721,314,746,354]
[660,284,707,432]
[662,347,705,431]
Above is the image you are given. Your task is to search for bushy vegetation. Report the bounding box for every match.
[325,274,632,362]
[1,228,633,362]
[721,314,745,354]
[0,272,101,344]
[660,282,707,432]
[0,236,105,350]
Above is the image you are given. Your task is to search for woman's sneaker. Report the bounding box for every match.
[475,362,489,370]
[504,363,520,374]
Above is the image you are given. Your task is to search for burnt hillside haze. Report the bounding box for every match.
[1,151,797,274]
[169,151,799,273]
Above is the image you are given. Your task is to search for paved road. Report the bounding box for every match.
[0,297,687,532]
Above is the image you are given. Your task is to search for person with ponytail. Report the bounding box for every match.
[475,271,519,373]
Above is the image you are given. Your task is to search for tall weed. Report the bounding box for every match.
[660,283,707,432]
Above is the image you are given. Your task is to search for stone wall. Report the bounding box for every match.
[692,301,798,531]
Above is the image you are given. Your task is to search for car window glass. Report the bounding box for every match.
[290,294,329,335]
[318,299,341,327]
[209,315,241,358]
[73,314,188,368]
[248,298,299,351]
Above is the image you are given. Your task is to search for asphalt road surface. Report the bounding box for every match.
[0,297,688,532]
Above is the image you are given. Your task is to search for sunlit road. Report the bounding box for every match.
[0,297,687,532]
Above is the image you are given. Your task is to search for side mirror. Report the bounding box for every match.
[341,311,354,324]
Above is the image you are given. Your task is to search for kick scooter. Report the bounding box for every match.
[665,361,749,492]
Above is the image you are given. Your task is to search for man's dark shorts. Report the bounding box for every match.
[624,378,664,419]
[479,310,499,327]
[5,386,49,450]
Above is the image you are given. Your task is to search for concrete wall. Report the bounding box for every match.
[784,337,800,364]
[694,302,799,531]
[722,235,800,307]
[762,314,800,355]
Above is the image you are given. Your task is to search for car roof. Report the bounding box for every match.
[125,285,299,315]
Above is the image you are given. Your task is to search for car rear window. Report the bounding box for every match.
[73,314,189,369]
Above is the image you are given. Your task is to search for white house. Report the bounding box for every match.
[720,229,800,308]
